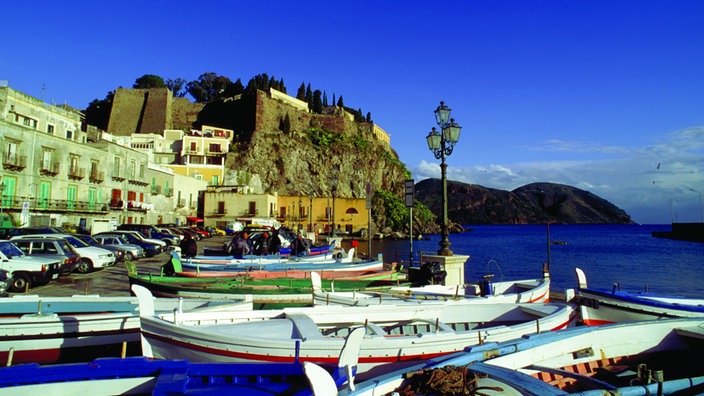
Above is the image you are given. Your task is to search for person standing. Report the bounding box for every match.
[254,231,271,256]
[179,234,198,258]
[269,228,282,254]
[290,232,308,257]
[228,232,250,258]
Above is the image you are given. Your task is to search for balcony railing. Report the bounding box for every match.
[0,196,109,214]
[151,185,162,195]
[128,178,149,187]
[89,170,105,183]
[2,153,27,171]
[68,166,85,180]
[40,162,61,176]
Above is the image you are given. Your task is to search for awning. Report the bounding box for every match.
[345,208,359,214]
[186,216,204,222]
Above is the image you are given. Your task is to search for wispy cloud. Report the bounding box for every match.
[413,127,704,223]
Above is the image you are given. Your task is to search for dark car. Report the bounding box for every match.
[3,226,66,240]
[116,224,179,246]
[94,232,162,258]
[73,234,126,263]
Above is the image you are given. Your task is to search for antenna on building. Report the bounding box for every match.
[41,83,46,101]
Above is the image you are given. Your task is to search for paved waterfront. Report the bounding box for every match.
[14,235,232,297]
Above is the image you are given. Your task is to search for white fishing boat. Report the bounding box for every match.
[574,267,704,325]
[134,284,575,377]
[0,293,252,365]
[181,247,358,266]
[335,317,704,395]
[0,328,365,396]
[313,265,550,306]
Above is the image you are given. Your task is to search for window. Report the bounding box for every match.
[190,142,197,151]
[129,160,136,179]
[70,155,79,174]
[139,163,145,178]
[47,124,55,135]
[66,130,73,139]
[113,156,121,177]
[42,149,53,170]
[217,201,225,214]
[211,175,219,186]
[209,143,221,152]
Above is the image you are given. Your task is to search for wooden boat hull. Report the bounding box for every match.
[0,357,320,395]
[128,272,405,304]
[135,285,576,377]
[0,295,252,365]
[574,268,704,325]
[314,276,550,306]
[177,268,398,280]
[341,317,704,395]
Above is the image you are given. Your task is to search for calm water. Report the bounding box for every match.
[345,224,704,298]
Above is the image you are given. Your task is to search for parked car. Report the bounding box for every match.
[155,227,184,242]
[91,234,145,261]
[116,224,180,246]
[10,234,116,274]
[207,226,227,236]
[94,231,163,258]
[177,227,203,241]
[73,234,126,263]
[10,236,80,275]
[0,240,61,292]
[188,226,211,239]
[0,269,11,296]
[2,226,65,240]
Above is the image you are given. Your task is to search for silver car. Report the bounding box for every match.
[92,234,145,261]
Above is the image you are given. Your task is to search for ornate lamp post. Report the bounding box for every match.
[426,101,462,256]
[331,165,339,236]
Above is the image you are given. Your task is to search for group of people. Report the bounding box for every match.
[226,227,310,258]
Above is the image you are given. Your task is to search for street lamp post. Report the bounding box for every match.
[426,101,462,256]
[331,165,339,237]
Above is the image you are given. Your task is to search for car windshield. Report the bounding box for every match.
[63,236,90,248]
[0,241,26,257]
[78,236,101,247]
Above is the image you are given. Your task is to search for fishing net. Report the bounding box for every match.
[392,363,503,396]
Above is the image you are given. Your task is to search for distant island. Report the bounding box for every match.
[415,179,633,225]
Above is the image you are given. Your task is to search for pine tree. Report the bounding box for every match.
[312,90,323,113]
[332,93,336,107]
[323,91,328,107]
[366,112,372,122]
[305,84,313,106]
[296,82,306,100]
[337,95,344,108]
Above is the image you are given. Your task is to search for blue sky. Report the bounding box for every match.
[2,1,703,224]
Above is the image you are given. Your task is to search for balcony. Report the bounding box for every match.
[128,177,149,187]
[112,173,125,182]
[164,187,173,197]
[151,185,162,195]
[2,154,27,171]
[89,170,105,184]
[68,166,85,181]
[210,208,227,217]
[176,199,186,208]
[40,162,61,177]
[2,196,109,214]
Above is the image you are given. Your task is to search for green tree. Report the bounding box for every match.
[165,78,187,97]
[337,95,344,108]
[323,91,328,107]
[133,74,166,89]
[296,82,306,100]
[186,72,237,103]
[305,84,313,106]
[366,112,372,122]
[312,90,323,113]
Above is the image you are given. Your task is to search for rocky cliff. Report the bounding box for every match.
[414,179,634,225]
[198,91,409,199]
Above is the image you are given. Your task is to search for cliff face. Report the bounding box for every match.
[415,179,633,225]
[202,91,409,199]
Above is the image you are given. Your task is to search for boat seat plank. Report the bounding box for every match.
[527,365,618,390]
[519,304,556,317]
[286,313,323,341]
[675,326,704,340]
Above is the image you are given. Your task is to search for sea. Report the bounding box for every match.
[343,224,704,298]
